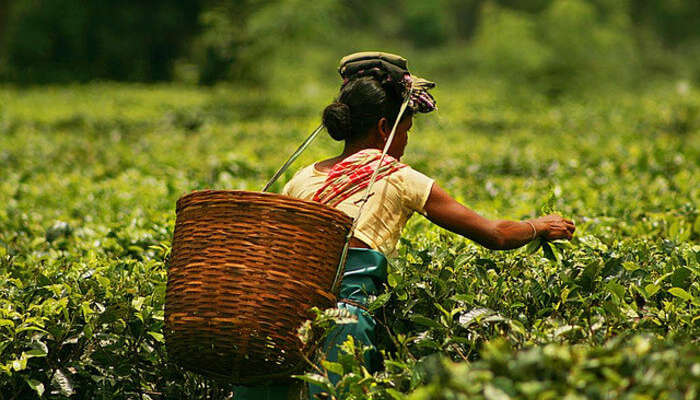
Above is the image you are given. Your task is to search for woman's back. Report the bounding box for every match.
[281,149,434,256]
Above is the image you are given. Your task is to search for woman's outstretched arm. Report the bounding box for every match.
[423,183,575,250]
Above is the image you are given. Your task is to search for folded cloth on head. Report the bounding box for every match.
[338,51,437,114]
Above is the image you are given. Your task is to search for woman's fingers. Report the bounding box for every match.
[548,223,574,240]
[539,215,576,240]
[558,217,575,236]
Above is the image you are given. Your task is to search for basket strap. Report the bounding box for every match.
[262,123,325,192]
[330,86,413,293]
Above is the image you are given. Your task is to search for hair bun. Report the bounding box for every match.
[322,102,351,141]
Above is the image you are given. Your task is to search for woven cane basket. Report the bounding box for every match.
[165,190,353,384]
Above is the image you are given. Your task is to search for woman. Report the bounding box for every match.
[235,53,575,399]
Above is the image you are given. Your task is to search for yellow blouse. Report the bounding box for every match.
[281,162,434,256]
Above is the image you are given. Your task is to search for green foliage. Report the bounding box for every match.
[2,0,700,90]
[191,0,342,85]
[472,4,551,79]
[631,0,700,44]
[0,79,698,397]
[0,0,201,83]
[471,0,642,96]
[405,336,699,399]
[399,0,456,48]
[309,335,699,399]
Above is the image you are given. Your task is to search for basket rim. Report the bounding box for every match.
[176,189,353,225]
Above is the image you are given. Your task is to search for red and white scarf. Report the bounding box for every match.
[313,149,406,207]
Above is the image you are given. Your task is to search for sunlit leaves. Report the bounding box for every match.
[1,81,698,397]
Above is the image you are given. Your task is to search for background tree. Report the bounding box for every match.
[0,0,699,87]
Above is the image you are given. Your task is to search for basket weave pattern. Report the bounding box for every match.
[165,190,352,383]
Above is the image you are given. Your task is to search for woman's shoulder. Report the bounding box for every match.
[393,163,434,185]
[281,163,326,196]
[296,163,322,177]
[390,164,435,212]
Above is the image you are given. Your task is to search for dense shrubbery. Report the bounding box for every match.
[1,2,698,399]
[0,80,697,398]
[1,0,699,88]
[471,0,641,95]
[0,0,201,82]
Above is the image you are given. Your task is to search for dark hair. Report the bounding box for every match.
[322,77,411,141]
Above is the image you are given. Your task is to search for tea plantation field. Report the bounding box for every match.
[0,81,698,399]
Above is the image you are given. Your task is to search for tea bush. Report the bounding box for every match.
[0,80,698,398]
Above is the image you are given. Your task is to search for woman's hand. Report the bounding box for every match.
[531,214,575,241]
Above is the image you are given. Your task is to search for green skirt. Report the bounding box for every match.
[233,248,388,400]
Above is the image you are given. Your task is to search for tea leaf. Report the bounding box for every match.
[668,287,693,302]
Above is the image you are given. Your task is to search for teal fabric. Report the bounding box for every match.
[308,248,387,399]
[233,248,388,400]
[338,247,388,303]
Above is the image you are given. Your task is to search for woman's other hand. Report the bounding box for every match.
[532,214,575,241]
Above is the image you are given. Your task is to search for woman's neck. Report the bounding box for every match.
[340,140,379,158]
[315,140,379,172]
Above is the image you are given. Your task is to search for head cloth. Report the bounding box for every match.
[338,51,437,114]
